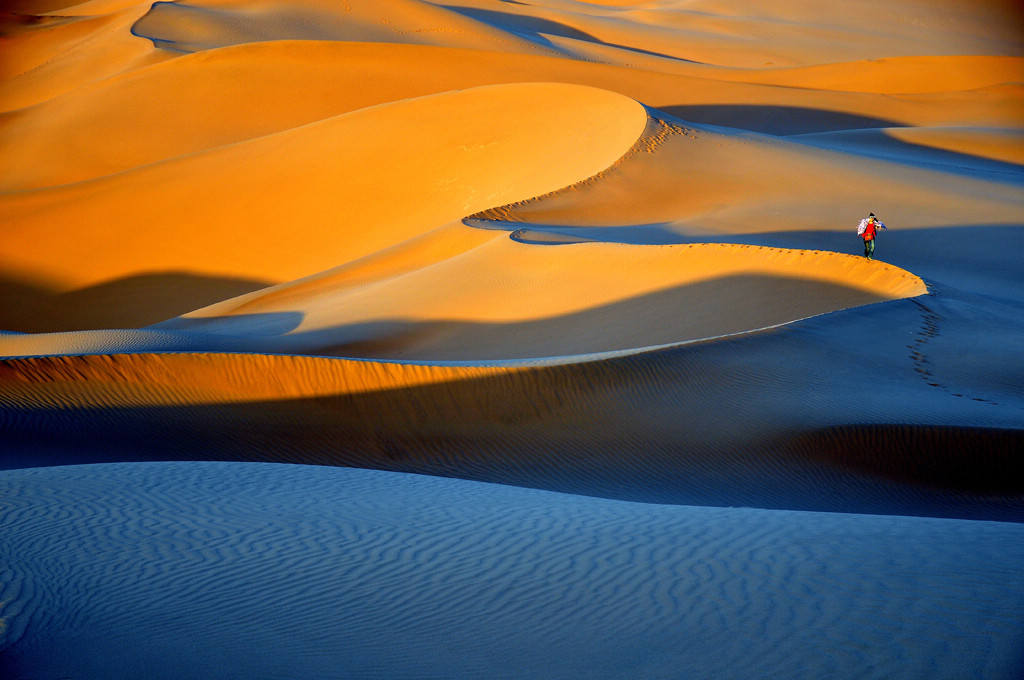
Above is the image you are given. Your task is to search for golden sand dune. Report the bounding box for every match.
[0,242,924,359]
[5,41,1020,189]
[157,239,925,360]
[1,1,1023,676]
[6,41,1019,194]
[1,81,646,327]
[471,116,1024,235]
[0,3,171,112]
[131,0,552,55]
[1,0,1018,447]
[739,55,1024,94]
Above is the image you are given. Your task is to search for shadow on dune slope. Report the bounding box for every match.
[785,424,1024,495]
[151,273,903,361]
[2,366,1021,521]
[437,5,698,62]
[699,225,1024,303]
[661,104,903,135]
[787,128,1024,180]
[659,103,1024,178]
[473,224,1022,305]
[129,1,350,52]
[2,319,1022,522]
[0,272,273,333]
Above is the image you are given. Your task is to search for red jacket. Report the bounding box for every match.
[858,217,886,240]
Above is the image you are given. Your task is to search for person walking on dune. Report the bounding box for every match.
[857,212,886,260]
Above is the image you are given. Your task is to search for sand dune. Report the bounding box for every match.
[1,81,646,323]
[0,3,171,112]
[7,45,1019,195]
[153,240,925,360]
[131,0,555,55]
[2,0,1023,677]
[3,294,1022,521]
[2,462,1023,679]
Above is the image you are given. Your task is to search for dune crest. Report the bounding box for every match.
[1,81,646,329]
[156,239,926,361]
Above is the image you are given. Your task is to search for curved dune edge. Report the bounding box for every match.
[127,0,574,58]
[0,265,925,410]
[467,113,1024,235]
[0,5,168,114]
[1,81,647,294]
[0,296,900,367]
[156,241,928,361]
[0,242,928,361]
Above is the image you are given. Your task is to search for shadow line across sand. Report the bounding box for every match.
[0,271,274,333]
[662,104,904,135]
[788,130,1024,182]
[2,361,1022,521]
[438,5,702,63]
[661,104,1024,182]
[148,274,902,361]
[2,324,1022,522]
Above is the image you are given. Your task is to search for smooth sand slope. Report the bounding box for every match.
[1,80,647,328]
[1,1,1023,678]
[2,462,1023,680]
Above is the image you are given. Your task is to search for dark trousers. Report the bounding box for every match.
[863,238,875,259]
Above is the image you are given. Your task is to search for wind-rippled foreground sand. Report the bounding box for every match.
[1,1,1023,678]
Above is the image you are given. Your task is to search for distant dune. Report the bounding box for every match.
[1,1,1022,678]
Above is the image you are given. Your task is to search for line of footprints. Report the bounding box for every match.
[908,290,1011,409]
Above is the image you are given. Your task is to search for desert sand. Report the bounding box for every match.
[1,1,1023,678]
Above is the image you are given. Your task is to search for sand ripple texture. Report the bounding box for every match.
[2,1,1024,678]
[2,462,1023,680]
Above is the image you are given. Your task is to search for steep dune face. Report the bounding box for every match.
[2,338,1021,522]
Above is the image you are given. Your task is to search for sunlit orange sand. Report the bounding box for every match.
[1,1,1023,678]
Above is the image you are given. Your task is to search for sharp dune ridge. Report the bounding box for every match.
[1,0,1023,678]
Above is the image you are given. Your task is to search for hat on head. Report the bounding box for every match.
[869,212,875,217]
